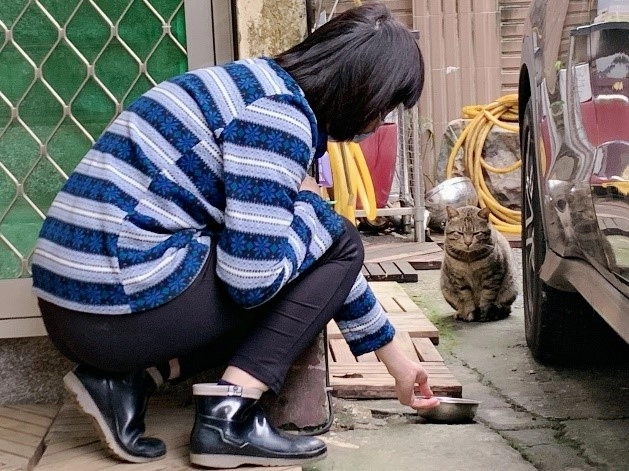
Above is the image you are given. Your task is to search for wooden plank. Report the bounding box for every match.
[42,437,100,457]
[330,363,462,399]
[0,451,28,467]
[331,379,460,389]
[330,364,453,375]
[35,403,302,471]
[37,441,106,468]
[7,405,59,420]
[329,339,355,363]
[0,416,47,437]
[0,404,56,471]
[0,408,54,428]
[363,262,414,283]
[0,278,40,321]
[395,332,418,359]
[394,261,418,282]
[356,351,379,362]
[391,295,421,312]
[330,342,382,362]
[0,428,41,448]
[0,317,47,339]
[379,262,404,282]
[363,241,420,261]
[326,280,460,399]
[377,295,403,313]
[369,281,407,296]
[409,259,443,270]
[0,437,39,459]
[413,337,444,363]
[364,247,411,263]
[364,263,387,281]
[365,242,443,265]
[327,313,439,342]
[93,442,189,471]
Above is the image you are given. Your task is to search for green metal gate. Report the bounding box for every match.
[0,0,233,337]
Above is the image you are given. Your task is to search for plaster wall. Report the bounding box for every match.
[235,0,308,58]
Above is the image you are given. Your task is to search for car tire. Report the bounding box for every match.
[521,101,595,364]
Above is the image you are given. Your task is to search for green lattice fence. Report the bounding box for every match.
[0,0,188,279]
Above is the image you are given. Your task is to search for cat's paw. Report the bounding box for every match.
[454,310,476,322]
[478,305,511,322]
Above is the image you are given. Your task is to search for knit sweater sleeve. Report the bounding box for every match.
[334,273,396,356]
[217,94,346,308]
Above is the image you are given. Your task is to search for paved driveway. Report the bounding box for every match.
[403,249,629,470]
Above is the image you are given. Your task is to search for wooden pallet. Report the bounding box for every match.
[363,241,444,270]
[362,261,418,282]
[34,402,302,470]
[0,404,59,471]
[327,282,462,399]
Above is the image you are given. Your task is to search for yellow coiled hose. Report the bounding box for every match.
[446,94,522,234]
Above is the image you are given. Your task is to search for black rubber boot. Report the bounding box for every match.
[63,364,166,463]
[189,383,327,468]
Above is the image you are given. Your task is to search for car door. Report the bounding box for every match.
[533,0,629,285]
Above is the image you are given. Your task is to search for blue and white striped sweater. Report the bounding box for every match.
[32,57,395,356]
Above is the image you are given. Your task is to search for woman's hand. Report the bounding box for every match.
[300,175,321,195]
[376,338,440,410]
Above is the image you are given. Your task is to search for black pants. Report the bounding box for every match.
[40,219,363,393]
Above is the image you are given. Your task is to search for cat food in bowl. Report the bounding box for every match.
[417,397,480,423]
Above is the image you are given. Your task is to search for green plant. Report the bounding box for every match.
[411,294,456,355]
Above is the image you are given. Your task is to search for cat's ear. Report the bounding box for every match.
[445,206,459,218]
[478,207,491,220]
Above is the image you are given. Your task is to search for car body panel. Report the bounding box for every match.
[520,0,629,343]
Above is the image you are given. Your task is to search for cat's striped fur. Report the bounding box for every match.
[440,206,518,322]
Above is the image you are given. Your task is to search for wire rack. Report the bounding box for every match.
[355,104,426,242]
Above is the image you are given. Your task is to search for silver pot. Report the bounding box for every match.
[417,396,480,423]
[424,176,478,230]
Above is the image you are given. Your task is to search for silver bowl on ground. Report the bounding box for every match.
[417,396,481,423]
[424,176,478,231]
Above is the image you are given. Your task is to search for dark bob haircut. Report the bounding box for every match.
[275,3,424,142]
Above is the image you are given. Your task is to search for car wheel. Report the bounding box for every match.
[521,101,592,363]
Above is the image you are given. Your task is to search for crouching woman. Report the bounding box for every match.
[32,3,439,468]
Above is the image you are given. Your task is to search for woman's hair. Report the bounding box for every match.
[275,3,424,141]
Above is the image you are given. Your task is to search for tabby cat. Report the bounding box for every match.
[440,205,518,322]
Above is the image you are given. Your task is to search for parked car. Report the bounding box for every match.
[518,0,629,362]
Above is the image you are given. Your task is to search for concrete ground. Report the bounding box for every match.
[306,247,629,471]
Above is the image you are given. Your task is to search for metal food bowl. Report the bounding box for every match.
[417,397,480,423]
[424,177,478,231]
